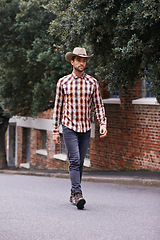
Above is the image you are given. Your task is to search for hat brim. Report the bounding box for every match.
[65,52,93,62]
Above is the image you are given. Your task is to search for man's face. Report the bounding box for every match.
[71,56,87,73]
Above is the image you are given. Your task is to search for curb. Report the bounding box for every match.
[0,170,70,179]
[82,176,160,187]
[0,170,160,187]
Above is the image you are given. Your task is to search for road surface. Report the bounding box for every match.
[0,173,160,240]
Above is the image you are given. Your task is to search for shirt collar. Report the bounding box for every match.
[72,72,86,79]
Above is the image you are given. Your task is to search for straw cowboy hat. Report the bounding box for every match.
[65,47,93,62]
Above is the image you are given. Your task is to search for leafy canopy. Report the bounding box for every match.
[0,0,69,117]
[46,0,160,101]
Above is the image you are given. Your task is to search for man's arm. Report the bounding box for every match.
[92,80,107,137]
[52,79,63,142]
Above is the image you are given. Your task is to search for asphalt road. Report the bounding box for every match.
[0,173,160,240]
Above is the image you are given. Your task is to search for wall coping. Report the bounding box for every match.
[9,117,95,138]
[103,97,159,106]
[19,163,30,169]
[53,153,67,161]
[36,149,47,156]
[132,97,159,105]
[103,98,121,104]
[10,116,53,131]
[53,153,91,167]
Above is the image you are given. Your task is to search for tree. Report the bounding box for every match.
[0,0,69,116]
[46,0,160,101]
[0,106,9,168]
[0,0,69,167]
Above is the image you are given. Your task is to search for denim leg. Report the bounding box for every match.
[62,126,81,194]
[78,130,91,182]
[62,126,91,194]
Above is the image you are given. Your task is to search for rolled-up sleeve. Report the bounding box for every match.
[92,81,107,127]
[52,79,63,134]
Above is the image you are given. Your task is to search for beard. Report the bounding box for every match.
[74,66,84,72]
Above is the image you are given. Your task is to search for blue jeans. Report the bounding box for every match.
[62,125,91,194]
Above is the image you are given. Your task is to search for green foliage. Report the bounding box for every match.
[46,0,160,101]
[0,0,68,116]
[0,0,159,117]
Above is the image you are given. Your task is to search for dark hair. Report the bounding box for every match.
[72,56,76,61]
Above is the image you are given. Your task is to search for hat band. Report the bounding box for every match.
[76,54,88,57]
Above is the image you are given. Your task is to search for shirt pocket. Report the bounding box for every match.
[64,88,73,96]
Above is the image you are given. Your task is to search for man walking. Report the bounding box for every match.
[53,47,107,209]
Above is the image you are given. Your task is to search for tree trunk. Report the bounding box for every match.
[0,117,9,169]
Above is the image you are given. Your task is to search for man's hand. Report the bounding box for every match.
[100,126,107,138]
[53,134,61,145]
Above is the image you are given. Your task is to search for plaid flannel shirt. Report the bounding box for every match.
[53,72,107,134]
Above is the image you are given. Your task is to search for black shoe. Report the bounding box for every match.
[75,193,86,209]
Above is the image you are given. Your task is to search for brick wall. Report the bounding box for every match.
[91,80,160,171]
[29,127,68,170]
[17,126,23,166]
[16,80,160,171]
[30,128,37,167]
[17,126,28,166]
